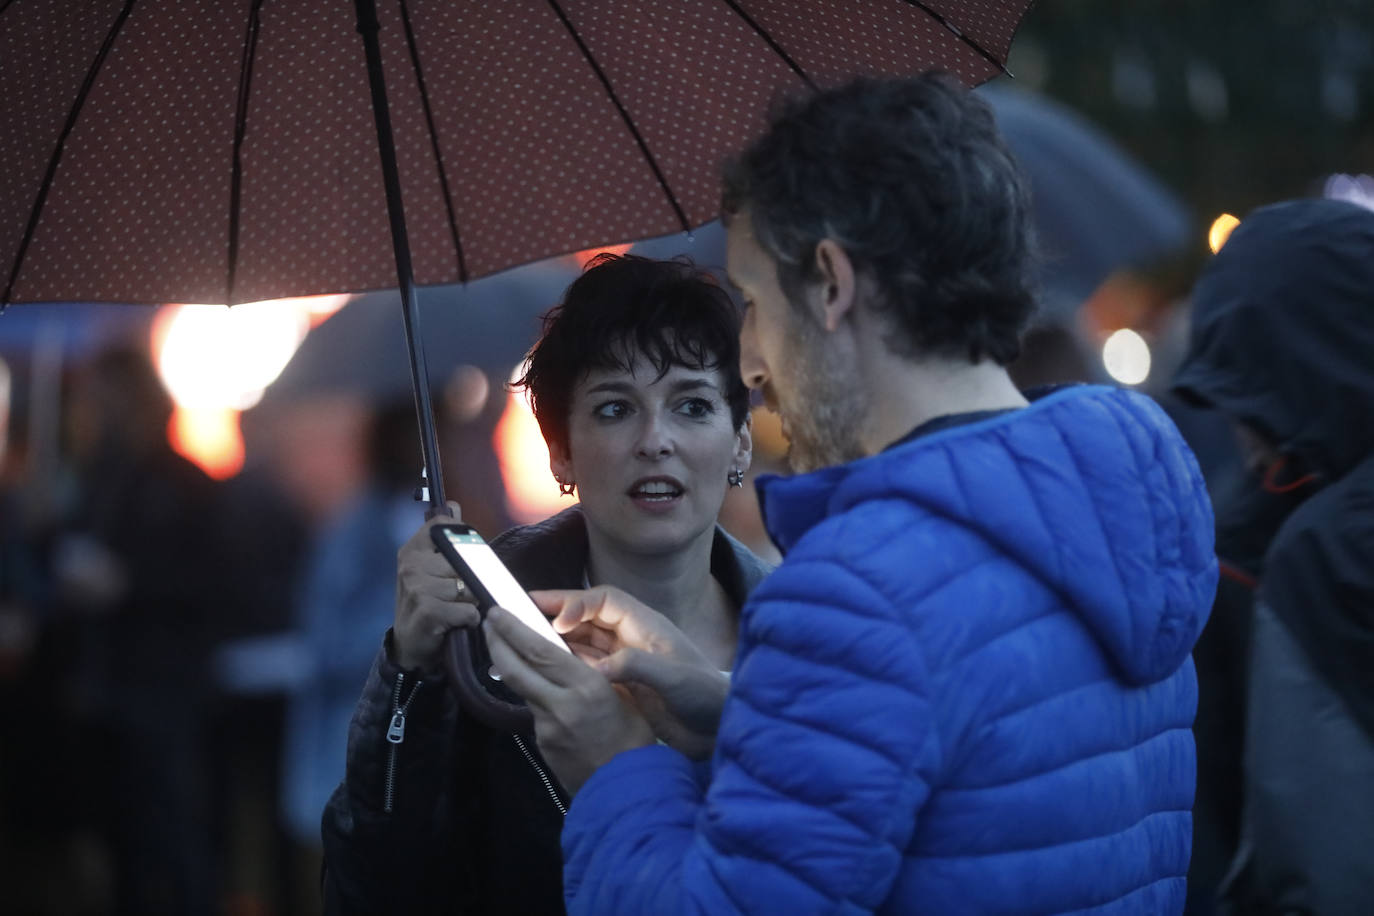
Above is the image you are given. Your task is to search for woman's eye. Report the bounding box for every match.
[593,401,629,420]
[677,397,715,419]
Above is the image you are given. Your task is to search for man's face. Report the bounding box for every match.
[726,211,866,474]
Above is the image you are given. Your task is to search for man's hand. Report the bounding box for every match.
[483,605,655,796]
[392,502,479,671]
[536,586,731,760]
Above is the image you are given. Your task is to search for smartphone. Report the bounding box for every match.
[430,524,571,654]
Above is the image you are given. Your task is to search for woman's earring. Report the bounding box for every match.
[727,468,744,488]
[556,477,577,497]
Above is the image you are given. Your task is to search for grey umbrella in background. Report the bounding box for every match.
[977,85,1194,319]
[259,227,729,409]
[257,259,575,410]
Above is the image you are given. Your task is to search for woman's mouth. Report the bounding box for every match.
[628,477,684,509]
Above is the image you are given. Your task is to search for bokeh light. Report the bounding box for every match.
[493,360,563,524]
[154,301,311,410]
[1208,213,1240,253]
[151,294,346,478]
[572,243,633,267]
[1102,328,1152,386]
[0,357,10,467]
[168,406,243,480]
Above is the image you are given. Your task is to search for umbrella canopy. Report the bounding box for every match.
[3,0,1029,307]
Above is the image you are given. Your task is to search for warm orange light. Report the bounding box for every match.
[572,243,633,267]
[302,293,352,327]
[492,389,563,524]
[1209,214,1240,254]
[169,406,244,480]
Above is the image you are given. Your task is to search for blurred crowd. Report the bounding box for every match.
[0,308,776,915]
[0,99,1370,916]
[0,337,526,913]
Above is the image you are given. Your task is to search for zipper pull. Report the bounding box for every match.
[386,710,406,744]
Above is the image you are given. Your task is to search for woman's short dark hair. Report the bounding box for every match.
[513,253,749,455]
[721,72,1036,365]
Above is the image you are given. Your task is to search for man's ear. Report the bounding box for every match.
[734,412,754,474]
[812,239,857,333]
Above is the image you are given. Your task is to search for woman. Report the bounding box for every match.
[321,254,770,915]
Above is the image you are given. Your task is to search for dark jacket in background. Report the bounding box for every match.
[1173,197,1374,914]
[320,506,773,915]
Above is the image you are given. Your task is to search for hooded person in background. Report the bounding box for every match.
[1172,198,1374,915]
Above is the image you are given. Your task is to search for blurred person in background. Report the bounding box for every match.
[1172,198,1374,915]
[208,433,310,916]
[279,397,436,908]
[321,254,771,915]
[0,372,85,914]
[49,345,230,915]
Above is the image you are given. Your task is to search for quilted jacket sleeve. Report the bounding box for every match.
[562,528,940,914]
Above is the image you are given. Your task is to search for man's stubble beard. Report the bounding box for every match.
[776,309,868,475]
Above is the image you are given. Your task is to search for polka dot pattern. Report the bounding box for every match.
[733,0,1000,89]
[1,0,1030,305]
[916,0,1028,64]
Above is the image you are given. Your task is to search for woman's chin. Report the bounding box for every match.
[614,507,714,555]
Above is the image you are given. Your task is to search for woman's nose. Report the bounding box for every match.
[635,413,674,459]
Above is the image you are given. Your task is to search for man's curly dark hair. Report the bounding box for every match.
[722,72,1037,366]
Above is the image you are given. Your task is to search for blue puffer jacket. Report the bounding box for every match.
[562,385,1217,915]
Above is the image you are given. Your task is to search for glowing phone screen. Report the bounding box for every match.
[442,529,571,653]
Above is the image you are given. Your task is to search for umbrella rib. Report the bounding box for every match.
[717,0,817,91]
[397,0,467,283]
[3,0,138,307]
[544,0,690,234]
[899,0,1017,77]
[227,0,266,305]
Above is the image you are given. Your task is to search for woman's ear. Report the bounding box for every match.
[548,439,574,485]
[813,239,857,333]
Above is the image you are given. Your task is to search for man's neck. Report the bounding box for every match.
[857,349,1028,456]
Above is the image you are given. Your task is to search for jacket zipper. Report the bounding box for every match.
[512,733,567,817]
[383,671,422,813]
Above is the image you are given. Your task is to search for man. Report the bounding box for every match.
[485,73,1216,914]
[1171,198,1374,914]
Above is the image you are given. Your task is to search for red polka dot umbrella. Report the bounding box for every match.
[1,0,1031,512]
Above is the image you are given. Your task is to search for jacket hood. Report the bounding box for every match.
[1173,198,1374,482]
[759,386,1216,685]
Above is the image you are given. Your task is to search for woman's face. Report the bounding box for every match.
[551,351,751,558]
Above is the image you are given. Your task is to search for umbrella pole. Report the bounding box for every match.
[353,0,448,518]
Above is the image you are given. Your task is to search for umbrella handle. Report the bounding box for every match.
[441,628,535,734]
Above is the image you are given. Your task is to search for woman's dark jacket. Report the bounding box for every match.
[320,506,773,915]
[1172,198,1374,913]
